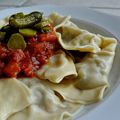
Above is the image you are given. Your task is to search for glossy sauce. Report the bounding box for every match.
[0,31,59,78]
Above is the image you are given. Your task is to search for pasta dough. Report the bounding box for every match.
[49,12,71,30]
[36,13,117,105]
[0,79,31,120]
[75,34,116,89]
[8,78,82,120]
[0,12,117,120]
[49,12,102,53]
[40,78,108,104]
[36,50,77,83]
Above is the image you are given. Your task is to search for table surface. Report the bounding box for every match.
[23,0,120,17]
[0,0,120,17]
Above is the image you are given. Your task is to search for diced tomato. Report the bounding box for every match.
[0,60,5,68]
[0,45,7,59]
[36,55,47,65]
[28,35,38,43]
[23,67,35,77]
[0,45,5,54]
[3,61,21,77]
[38,32,58,42]
[0,61,5,77]
[20,51,31,69]
[31,56,40,70]
[8,49,25,62]
[20,57,32,70]
[20,50,34,77]
[33,42,54,65]
[33,42,53,54]
[0,24,60,78]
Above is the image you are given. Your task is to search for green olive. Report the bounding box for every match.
[9,11,43,28]
[7,33,26,50]
[19,28,37,37]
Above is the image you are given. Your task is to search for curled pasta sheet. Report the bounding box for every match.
[39,34,117,104]
[8,103,81,120]
[98,34,117,54]
[75,35,117,89]
[49,12,71,29]
[22,78,65,112]
[75,54,109,89]
[0,78,31,120]
[8,105,78,120]
[40,78,107,104]
[36,50,77,83]
[8,78,82,120]
[49,12,102,53]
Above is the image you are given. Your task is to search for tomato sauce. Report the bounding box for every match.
[0,31,59,78]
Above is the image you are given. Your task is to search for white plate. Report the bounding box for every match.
[0,5,120,120]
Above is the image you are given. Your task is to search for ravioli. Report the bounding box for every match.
[0,79,31,120]
[49,12,101,53]
[0,12,117,120]
[36,50,77,83]
[36,12,117,105]
[49,12,71,29]
[8,78,82,120]
[75,35,116,90]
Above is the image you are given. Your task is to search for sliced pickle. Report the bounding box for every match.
[0,32,6,42]
[7,33,26,50]
[0,25,18,43]
[40,26,51,33]
[34,20,50,29]
[9,12,43,28]
[10,12,24,19]
[19,28,37,37]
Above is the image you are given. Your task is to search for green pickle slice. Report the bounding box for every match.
[34,19,51,33]
[0,32,6,42]
[34,19,50,29]
[9,12,43,28]
[7,33,26,50]
[19,28,37,37]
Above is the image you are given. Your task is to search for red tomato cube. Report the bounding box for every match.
[3,61,21,77]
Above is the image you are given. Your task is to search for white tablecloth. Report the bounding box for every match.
[0,0,120,17]
[24,0,120,17]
